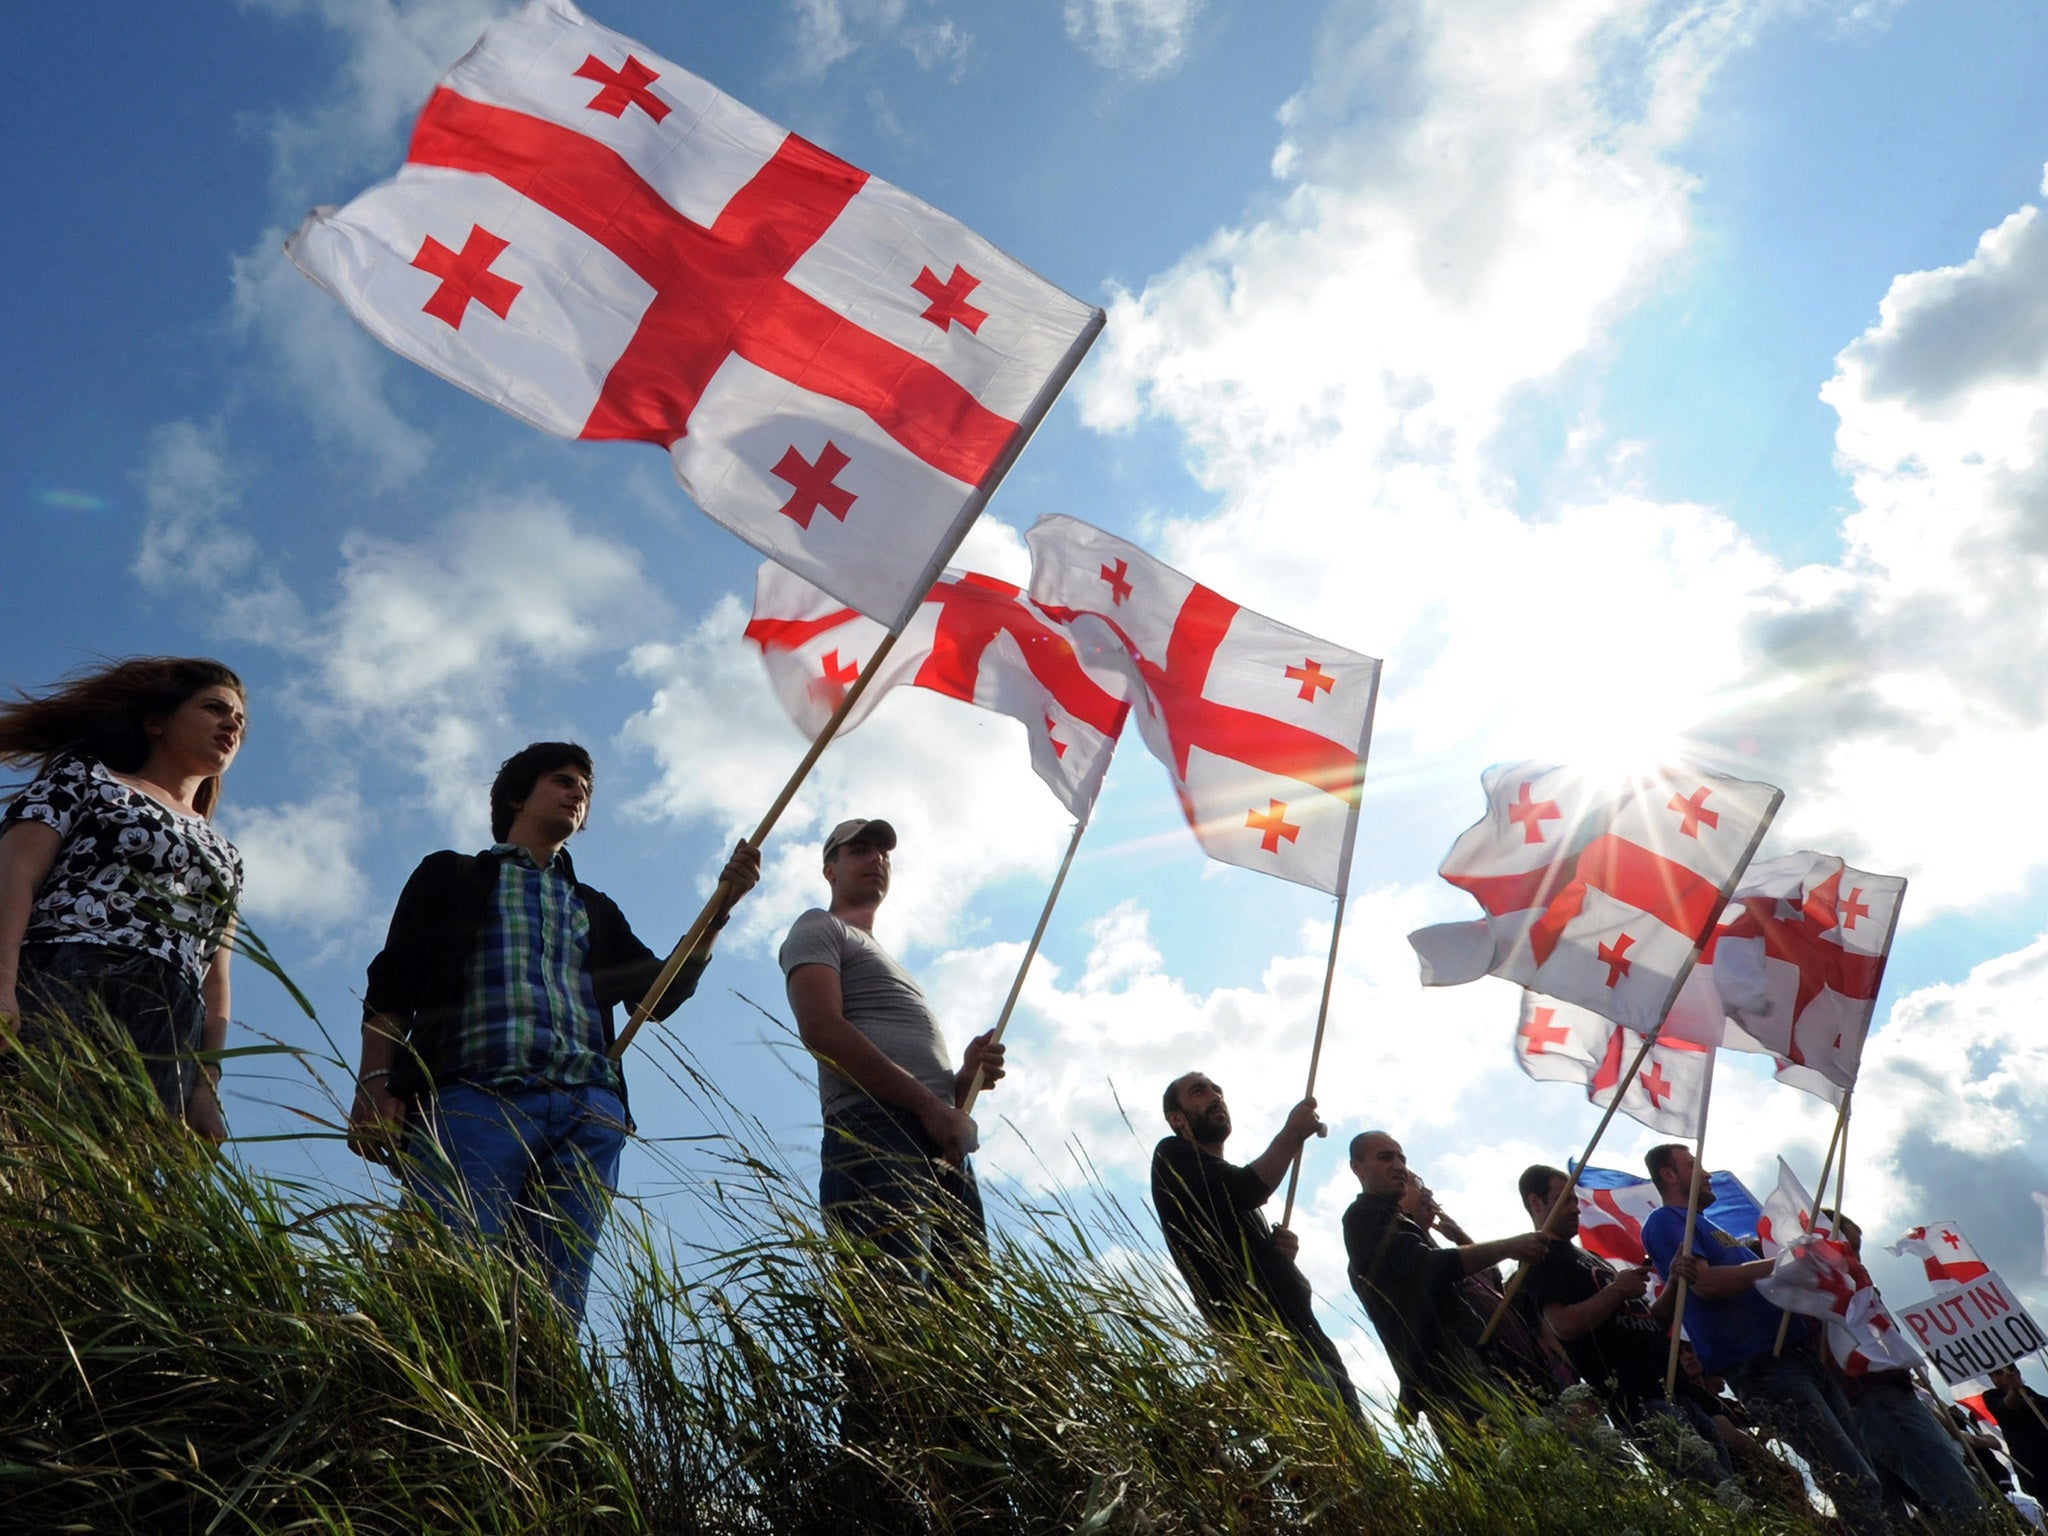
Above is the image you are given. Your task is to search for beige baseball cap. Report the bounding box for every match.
[823,817,897,858]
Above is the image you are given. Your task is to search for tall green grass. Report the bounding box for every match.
[0,1003,1905,1534]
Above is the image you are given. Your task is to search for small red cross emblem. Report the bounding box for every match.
[412,225,522,330]
[911,263,988,334]
[1668,787,1719,838]
[1940,1229,1961,1250]
[1519,1007,1569,1055]
[1507,781,1561,844]
[1246,799,1301,854]
[1639,1062,1673,1109]
[772,441,857,529]
[1285,659,1336,702]
[1100,558,1132,605]
[808,649,859,708]
[1597,933,1635,987]
[1840,887,1870,929]
[1043,711,1068,760]
[573,54,671,121]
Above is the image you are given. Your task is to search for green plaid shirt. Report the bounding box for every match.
[453,844,615,1091]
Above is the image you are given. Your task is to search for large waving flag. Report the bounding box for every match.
[288,0,1102,630]
[1410,763,1781,1032]
[745,562,1130,817]
[1711,852,1905,1094]
[1514,991,1709,1137]
[1024,515,1381,893]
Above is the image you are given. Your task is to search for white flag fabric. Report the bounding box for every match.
[1410,762,1781,1032]
[288,0,1102,630]
[744,561,1130,817]
[1023,515,1380,893]
[1758,1228,1923,1377]
[1514,991,1709,1137]
[1709,851,1905,1094]
[1887,1223,1992,1289]
[1756,1156,1826,1258]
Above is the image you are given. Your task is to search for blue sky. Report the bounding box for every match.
[8,0,2048,1403]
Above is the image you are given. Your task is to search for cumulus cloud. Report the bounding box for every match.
[786,0,970,80]
[1063,0,1202,80]
[223,786,375,934]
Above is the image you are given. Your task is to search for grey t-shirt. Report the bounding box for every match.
[778,908,956,1119]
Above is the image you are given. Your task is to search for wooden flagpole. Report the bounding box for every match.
[1772,1090,1853,1358]
[610,626,905,1060]
[1277,890,1349,1230]
[609,297,1107,1063]
[957,814,1089,1118]
[1478,1023,1664,1345]
[1664,1042,1721,1399]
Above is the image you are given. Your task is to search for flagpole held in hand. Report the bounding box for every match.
[1773,1090,1853,1358]
[1278,889,1348,1230]
[958,814,1089,1118]
[610,627,906,1061]
[1478,1022,1664,1346]
[1664,1043,1720,1399]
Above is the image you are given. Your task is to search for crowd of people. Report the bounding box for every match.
[7,655,2048,1533]
[1151,1076,2048,1529]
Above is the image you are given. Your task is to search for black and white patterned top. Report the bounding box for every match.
[4,753,243,989]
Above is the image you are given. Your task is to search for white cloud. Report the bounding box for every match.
[1063,0,1202,81]
[786,0,971,80]
[223,786,375,934]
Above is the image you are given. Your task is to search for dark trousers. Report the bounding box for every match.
[15,941,204,1115]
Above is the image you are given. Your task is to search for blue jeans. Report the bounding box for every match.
[402,1080,627,1323]
[820,1102,985,1284]
[1848,1376,1985,1522]
[1726,1348,1885,1527]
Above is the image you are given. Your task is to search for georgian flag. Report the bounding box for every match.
[1709,852,1905,1094]
[1410,762,1781,1033]
[1757,1212,1923,1377]
[744,561,1130,817]
[1515,991,1709,1137]
[1887,1223,1992,1290]
[1023,516,1381,894]
[287,0,1102,631]
[1756,1156,1829,1257]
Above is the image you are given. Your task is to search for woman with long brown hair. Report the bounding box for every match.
[0,657,247,1141]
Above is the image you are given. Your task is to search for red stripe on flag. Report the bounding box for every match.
[1140,585,1367,802]
[1576,833,1726,942]
[1443,857,1581,919]
[406,89,1016,485]
[914,575,1129,737]
[743,607,861,651]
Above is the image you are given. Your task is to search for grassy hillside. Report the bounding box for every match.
[0,1019,1882,1534]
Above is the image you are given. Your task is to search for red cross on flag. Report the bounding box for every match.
[1023,515,1381,894]
[1758,1210,1922,1376]
[1755,1156,1828,1258]
[1886,1223,1991,1290]
[1705,851,1905,1095]
[286,0,1102,631]
[744,561,1131,818]
[1513,991,1708,1137]
[1410,762,1782,1032]
[1573,1174,1663,1267]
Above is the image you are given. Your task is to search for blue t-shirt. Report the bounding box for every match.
[1642,1206,1805,1374]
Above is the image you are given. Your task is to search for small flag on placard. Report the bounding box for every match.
[1024,515,1380,894]
[289,0,1102,630]
[1887,1223,1991,1289]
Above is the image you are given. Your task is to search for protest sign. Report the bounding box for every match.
[1896,1270,2048,1390]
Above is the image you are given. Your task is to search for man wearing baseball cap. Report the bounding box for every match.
[780,817,1005,1278]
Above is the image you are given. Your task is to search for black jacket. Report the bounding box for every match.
[362,848,712,1103]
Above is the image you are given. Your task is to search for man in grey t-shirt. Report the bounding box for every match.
[780,817,1004,1274]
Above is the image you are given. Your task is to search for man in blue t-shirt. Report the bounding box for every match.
[1642,1143,1883,1529]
